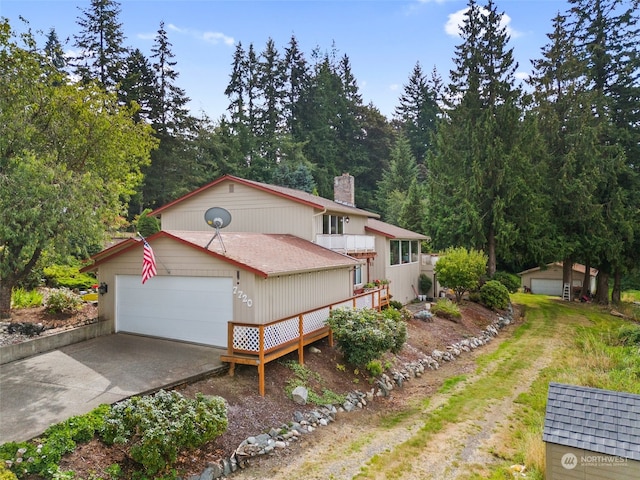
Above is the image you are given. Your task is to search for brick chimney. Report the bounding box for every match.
[334,173,355,207]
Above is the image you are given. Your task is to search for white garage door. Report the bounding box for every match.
[115,275,232,347]
[531,279,563,296]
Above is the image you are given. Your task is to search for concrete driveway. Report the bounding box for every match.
[0,334,225,443]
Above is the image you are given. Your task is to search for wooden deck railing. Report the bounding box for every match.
[220,286,390,395]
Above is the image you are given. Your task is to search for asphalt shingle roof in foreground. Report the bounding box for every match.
[543,382,640,461]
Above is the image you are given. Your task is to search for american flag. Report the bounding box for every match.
[142,240,157,284]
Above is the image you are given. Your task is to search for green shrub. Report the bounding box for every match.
[418,273,432,295]
[42,264,95,290]
[430,298,462,321]
[468,291,481,303]
[44,288,83,314]
[0,463,17,480]
[381,308,407,353]
[135,209,160,238]
[282,361,346,405]
[388,300,403,310]
[617,325,640,346]
[10,288,43,308]
[327,308,407,366]
[366,360,383,377]
[100,390,227,476]
[0,405,110,478]
[492,271,520,293]
[479,280,511,310]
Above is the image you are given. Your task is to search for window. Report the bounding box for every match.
[390,239,419,265]
[323,215,345,234]
[353,265,362,286]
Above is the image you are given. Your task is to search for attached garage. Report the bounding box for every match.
[81,230,360,351]
[115,275,232,347]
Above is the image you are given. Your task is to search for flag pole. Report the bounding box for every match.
[137,232,171,274]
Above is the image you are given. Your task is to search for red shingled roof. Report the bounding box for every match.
[82,230,360,278]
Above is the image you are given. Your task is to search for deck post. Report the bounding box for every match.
[227,322,236,376]
[258,325,265,396]
[298,314,305,365]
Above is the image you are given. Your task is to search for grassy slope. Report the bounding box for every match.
[355,294,640,480]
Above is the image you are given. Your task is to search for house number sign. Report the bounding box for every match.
[232,285,253,307]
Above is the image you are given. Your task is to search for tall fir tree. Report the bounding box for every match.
[528,13,604,298]
[567,0,640,303]
[255,38,286,180]
[377,134,419,223]
[427,0,528,276]
[43,28,66,71]
[141,21,195,209]
[283,35,308,137]
[394,62,440,171]
[73,0,128,90]
[120,48,155,123]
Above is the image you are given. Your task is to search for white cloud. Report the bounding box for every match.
[389,84,400,91]
[136,32,156,41]
[202,31,235,46]
[515,71,530,81]
[167,23,234,46]
[445,7,523,39]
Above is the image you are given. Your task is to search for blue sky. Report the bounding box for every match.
[1,0,570,120]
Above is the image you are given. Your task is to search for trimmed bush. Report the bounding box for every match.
[327,308,407,366]
[135,209,160,238]
[492,271,520,293]
[479,280,510,310]
[430,298,462,321]
[44,288,83,314]
[0,405,110,478]
[42,264,96,290]
[100,390,227,476]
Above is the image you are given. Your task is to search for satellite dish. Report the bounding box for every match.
[204,207,232,229]
[204,207,231,252]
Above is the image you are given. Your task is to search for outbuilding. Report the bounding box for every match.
[518,262,597,296]
[543,382,640,479]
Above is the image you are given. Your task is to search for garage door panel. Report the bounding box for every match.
[531,279,562,296]
[116,275,231,347]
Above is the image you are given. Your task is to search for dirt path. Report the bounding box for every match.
[231,309,566,480]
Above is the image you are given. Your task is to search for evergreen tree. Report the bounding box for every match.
[255,37,285,179]
[142,21,195,209]
[43,28,66,71]
[283,35,308,136]
[377,134,419,222]
[528,13,604,298]
[296,53,343,197]
[399,179,427,234]
[120,48,155,123]
[73,0,128,90]
[394,62,440,169]
[427,0,527,276]
[357,104,394,211]
[567,0,640,303]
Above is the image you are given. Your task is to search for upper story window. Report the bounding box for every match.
[390,240,419,265]
[323,214,345,235]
